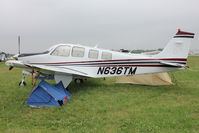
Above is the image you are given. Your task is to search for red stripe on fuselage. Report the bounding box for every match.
[30,58,187,65]
[88,65,181,68]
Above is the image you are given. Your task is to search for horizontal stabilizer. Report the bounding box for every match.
[160,61,187,68]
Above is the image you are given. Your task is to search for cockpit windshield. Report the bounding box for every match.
[51,45,71,57]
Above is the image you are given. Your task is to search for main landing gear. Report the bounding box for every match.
[74,78,84,84]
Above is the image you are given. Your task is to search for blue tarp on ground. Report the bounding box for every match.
[25,80,72,106]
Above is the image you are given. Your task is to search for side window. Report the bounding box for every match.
[88,49,99,59]
[72,46,85,57]
[101,52,112,60]
[51,45,71,57]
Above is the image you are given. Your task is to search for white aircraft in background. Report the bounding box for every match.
[6,29,195,88]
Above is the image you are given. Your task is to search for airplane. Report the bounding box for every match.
[5,29,195,88]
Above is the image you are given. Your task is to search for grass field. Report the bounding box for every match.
[0,56,199,133]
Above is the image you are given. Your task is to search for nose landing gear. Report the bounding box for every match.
[19,80,26,86]
[19,71,27,86]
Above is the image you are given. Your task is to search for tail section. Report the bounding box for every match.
[156,29,195,59]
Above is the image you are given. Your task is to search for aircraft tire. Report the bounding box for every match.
[19,81,26,86]
[75,78,83,84]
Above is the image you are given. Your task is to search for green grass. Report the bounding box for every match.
[0,56,199,133]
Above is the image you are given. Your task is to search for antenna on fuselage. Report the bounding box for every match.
[18,36,20,54]
[94,44,98,48]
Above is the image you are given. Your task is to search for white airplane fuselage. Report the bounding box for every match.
[18,43,184,78]
[5,29,194,87]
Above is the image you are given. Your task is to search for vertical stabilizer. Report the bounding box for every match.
[156,29,195,59]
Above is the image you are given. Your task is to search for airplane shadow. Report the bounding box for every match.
[67,77,180,94]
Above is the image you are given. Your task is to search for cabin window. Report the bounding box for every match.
[88,49,99,59]
[72,46,85,57]
[51,45,71,57]
[101,52,112,60]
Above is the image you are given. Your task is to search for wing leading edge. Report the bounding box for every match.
[31,64,88,76]
[6,60,88,77]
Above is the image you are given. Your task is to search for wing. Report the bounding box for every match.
[5,60,89,77]
[29,64,89,76]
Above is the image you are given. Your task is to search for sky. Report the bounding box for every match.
[0,0,199,54]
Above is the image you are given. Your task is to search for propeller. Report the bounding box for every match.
[18,36,20,55]
[7,36,21,70]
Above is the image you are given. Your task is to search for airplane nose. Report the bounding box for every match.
[5,60,13,66]
[5,60,14,70]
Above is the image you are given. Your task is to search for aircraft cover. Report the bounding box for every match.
[115,73,173,86]
[25,80,72,106]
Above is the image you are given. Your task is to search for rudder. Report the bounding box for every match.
[155,29,195,60]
